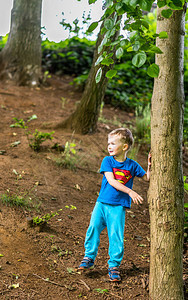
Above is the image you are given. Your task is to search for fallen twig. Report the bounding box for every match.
[33,273,65,288]
[79,279,90,291]
[109,291,123,299]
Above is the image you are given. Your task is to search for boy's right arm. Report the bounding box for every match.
[104,172,143,205]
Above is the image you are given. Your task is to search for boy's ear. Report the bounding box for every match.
[123,144,128,151]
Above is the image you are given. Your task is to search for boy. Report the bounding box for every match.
[78,128,151,281]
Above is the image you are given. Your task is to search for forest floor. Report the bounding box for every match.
[0,75,187,300]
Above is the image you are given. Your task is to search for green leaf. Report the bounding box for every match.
[132,51,147,68]
[95,68,102,83]
[104,19,114,30]
[105,69,117,79]
[159,31,168,38]
[133,41,141,51]
[167,0,184,10]
[147,64,160,77]
[123,0,139,8]
[157,0,167,8]
[95,55,103,66]
[28,114,37,122]
[139,0,153,11]
[87,21,98,33]
[161,9,173,18]
[149,45,163,54]
[101,58,114,66]
[116,47,124,59]
[141,20,149,29]
[88,0,97,4]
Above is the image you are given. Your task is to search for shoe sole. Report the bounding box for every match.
[78,265,94,270]
[109,279,121,282]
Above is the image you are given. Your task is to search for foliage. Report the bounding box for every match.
[27,130,54,151]
[32,209,62,226]
[105,58,153,110]
[10,115,54,151]
[42,37,95,76]
[0,189,40,211]
[10,115,37,129]
[87,0,185,82]
[55,141,78,170]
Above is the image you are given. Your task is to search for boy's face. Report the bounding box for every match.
[108,134,128,157]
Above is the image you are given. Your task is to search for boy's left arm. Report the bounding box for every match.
[142,152,151,182]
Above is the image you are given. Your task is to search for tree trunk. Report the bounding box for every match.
[57,16,120,134]
[148,6,185,300]
[0,0,42,86]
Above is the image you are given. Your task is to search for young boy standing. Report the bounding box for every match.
[78,128,151,281]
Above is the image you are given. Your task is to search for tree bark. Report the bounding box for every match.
[57,16,121,134]
[0,0,42,86]
[148,6,185,300]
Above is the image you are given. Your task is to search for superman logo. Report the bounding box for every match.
[113,168,132,185]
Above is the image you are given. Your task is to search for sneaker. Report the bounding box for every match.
[78,257,94,270]
[108,267,121,282]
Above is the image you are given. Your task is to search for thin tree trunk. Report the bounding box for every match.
[0,0,42,86]
[57,16,121,134]
[148,6,185,300]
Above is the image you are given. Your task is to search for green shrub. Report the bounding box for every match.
[42,37,95,76]
[27,130,54,151]
[55,141,78,170]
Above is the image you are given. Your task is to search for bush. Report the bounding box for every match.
[42,37,95,76]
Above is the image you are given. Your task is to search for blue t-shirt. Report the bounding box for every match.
[97,156,146,208]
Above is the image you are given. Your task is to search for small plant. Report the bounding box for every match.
[10,118,27,129]
[55,141,78,169]
[32,209,62,226]
[65,204,77,210]
[42,70,51,84]
[94,288,109,294]
[10,115,37,130]
[27,130,54,151]
[0,189,40,210]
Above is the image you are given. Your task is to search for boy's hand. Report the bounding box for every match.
[148,152,151,169]
[129,190,143,204]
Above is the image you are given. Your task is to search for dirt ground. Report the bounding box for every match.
[0,76,187,300]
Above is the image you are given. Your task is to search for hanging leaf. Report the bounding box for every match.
[161,9,173,18]
[159,31,168,39]
[105,69,117,79]
[123,0,139,9]
[95,68,102,83]
[89,0,98,4]
[132,52,147,68]
[104,19,114,30]
[116,47,124,59]
[147,64,160,78]
[139,0,153,11]
[141,20,149,29]
[157,0,167,8]
[101,58,114,66]
[87,22,98,33]
[149,45,163,54]
[95,55,103,66]
[168,0,184,10]
[133,41,141,51]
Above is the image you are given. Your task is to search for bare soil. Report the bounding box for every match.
[0,76,187,300]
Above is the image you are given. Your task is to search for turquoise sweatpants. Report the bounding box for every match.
[84,202,126,268]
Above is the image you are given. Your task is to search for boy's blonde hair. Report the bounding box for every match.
[108,128,134,150]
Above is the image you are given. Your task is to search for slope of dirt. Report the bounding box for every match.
[0,76,187,299]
